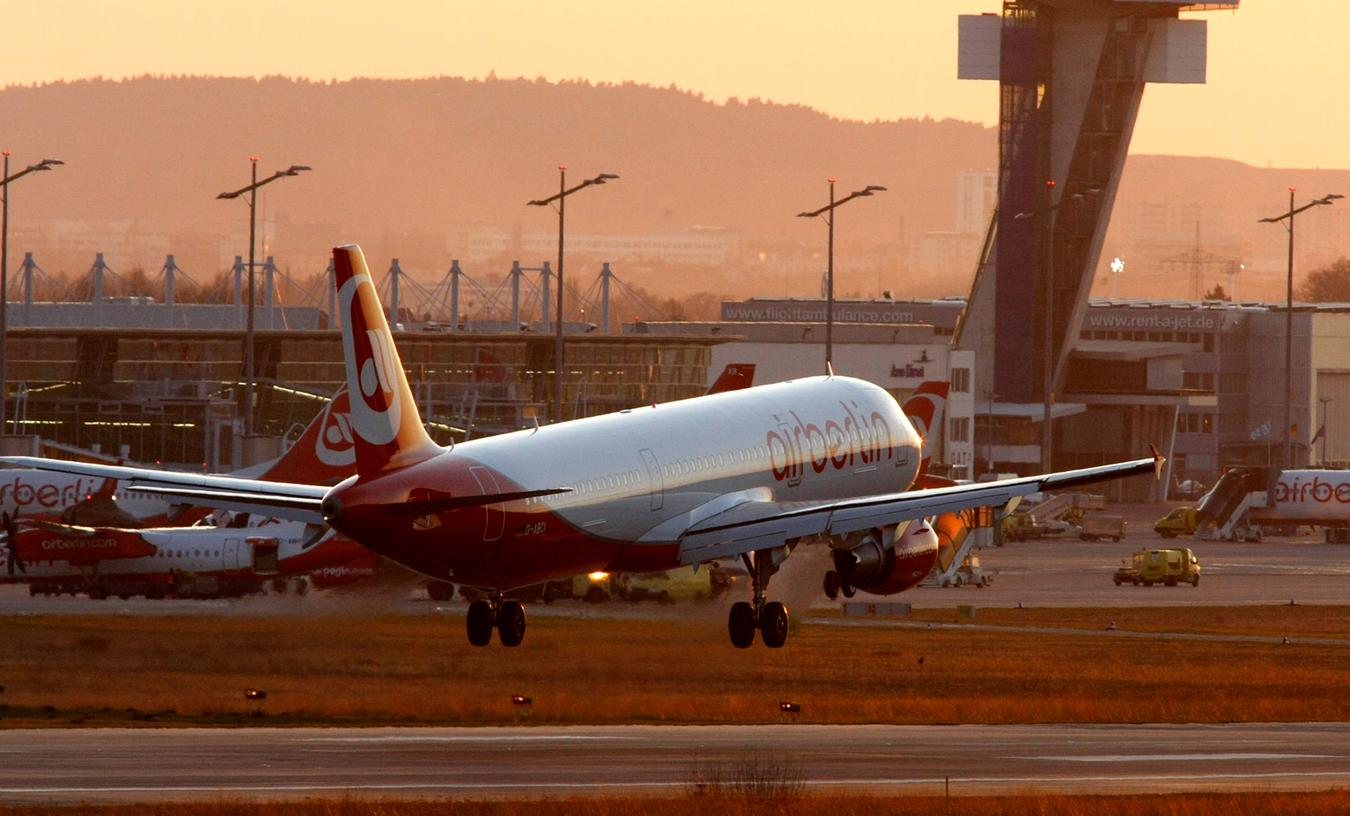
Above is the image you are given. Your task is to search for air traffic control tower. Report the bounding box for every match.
[954,1,1238,474]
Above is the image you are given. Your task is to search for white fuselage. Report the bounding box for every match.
[333,375,924,590]
[1252,470,1350,526]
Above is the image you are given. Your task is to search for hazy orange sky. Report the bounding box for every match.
[4,2,1344,169]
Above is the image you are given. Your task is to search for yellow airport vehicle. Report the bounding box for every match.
[1154,506,1198,538]
[1113,547,1200,587]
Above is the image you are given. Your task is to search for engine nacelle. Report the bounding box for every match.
[831,521,940,596]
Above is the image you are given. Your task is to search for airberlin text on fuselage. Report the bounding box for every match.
[0,476,97,511]
[768,402,895,486]
[39,537,122,551]
[1274,476,1350,504]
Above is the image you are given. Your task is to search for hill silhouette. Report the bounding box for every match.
[0,76,1344,303]
[0,76,988,271]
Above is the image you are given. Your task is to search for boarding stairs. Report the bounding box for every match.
[1195,467,1270,541]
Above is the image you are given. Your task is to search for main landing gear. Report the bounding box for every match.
[728,549,790,649]
[466,592,527,647]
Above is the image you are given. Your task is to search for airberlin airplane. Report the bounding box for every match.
[0,386,357,527]
[3,245,1162,649]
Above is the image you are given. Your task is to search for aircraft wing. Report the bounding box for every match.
[676,452,1162,564]
[0,457,327,524]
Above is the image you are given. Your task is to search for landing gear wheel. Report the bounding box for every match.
[759,601,789,648]
[497,600,527,647]
[841,581,857,599]
[728,601,757,649]
[466,599,496,647]
[823,570,840,601]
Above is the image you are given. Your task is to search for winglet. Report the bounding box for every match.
[1149,444,1166,480]
[333,245,441,476]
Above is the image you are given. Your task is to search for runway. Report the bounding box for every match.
[3,723,1347,803]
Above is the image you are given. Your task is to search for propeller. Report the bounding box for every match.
[3,512,26,576]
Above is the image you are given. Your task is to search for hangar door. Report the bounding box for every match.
[1316,372,1350,465]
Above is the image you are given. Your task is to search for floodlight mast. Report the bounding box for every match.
[527,169,619,423]
[1259,189,1341,468]
[796,182,887,371]
[217,159,310,438]
[1,155,64,439]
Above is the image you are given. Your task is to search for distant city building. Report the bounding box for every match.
[955,170,997,235]
[446,222,743,267]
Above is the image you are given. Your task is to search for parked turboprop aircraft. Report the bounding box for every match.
[0,512,375,599]
[2,245,1161,648]
[0,386,355,527]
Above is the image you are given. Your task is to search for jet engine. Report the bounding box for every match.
[824,521,940,598]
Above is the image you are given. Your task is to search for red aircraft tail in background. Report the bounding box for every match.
[901,381,950,479]
[255,385,358,486]
[706,364,756,395]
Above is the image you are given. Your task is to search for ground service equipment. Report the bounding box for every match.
[1114,548,1200,587]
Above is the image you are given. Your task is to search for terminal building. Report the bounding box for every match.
[3,319,720,471]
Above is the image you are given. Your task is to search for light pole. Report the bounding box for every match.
[217,159,310,436]
[527,168,618,423]
[1,153,63,439]
[797,180,886,370]
[1259,189,1341,469]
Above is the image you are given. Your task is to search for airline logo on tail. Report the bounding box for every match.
[333,245,439,475]
[341,276,405,447]
[250,386,357,486]
[315,389,356,469]
[901,381,949,473]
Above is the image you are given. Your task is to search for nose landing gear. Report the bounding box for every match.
[822,569,856,601]
[728,549,791,649]
[465,592,528,647]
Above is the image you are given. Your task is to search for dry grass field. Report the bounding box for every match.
[0,792,1347,816]
[1,607,1346,727]
[901,603,1350,638]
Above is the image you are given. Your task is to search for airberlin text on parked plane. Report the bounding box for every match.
[0,476,102,513]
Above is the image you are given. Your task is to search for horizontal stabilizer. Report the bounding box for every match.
[395,488,572,516]
[0,456,329,524]
[131,486,326,524]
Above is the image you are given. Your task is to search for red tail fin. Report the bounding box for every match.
[257,386,358,486]
[334,245,440,476]
[707,364,756,395]
[903,381,950,478]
